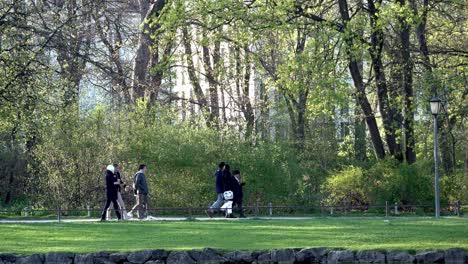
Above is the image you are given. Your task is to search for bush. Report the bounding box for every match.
[30,103,313,209]
[320,165,367,205]
[321,159,435,206]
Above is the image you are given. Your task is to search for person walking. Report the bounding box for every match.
[232,169,246,218]
[206,162,225,218]
[128,164,150,219]
[106,164,129,220]
[220,164,236,218]
[100,164,122,221]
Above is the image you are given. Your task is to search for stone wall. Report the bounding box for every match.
[1,247,466,264]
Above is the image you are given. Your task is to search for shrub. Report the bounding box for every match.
[321,159,435,206]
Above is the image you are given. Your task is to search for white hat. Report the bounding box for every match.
[106,164,115,173]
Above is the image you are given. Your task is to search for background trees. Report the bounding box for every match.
[0,0,466,209]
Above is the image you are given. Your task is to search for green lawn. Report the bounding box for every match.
[1,217,467,255]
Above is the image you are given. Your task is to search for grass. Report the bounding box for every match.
[0,217,467,255]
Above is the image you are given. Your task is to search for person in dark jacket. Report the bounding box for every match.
[106,164,129,220]
[128,164,150,219]
[100,164,122,221]
[232,169,246,218]
[206,162,225,218]
[221,164,236,218]
[222,164,234,193]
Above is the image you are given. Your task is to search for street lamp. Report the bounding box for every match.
[429,96,442,218]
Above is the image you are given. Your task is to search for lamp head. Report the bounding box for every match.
[429,97,442,115]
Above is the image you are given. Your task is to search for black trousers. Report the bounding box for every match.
[234,201,244,215]
[101,197,122,220]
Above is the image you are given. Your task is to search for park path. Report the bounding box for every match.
[0,216,319,223]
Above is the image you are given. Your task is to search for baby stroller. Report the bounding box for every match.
[220,190,236,218]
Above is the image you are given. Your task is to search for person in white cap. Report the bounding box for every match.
[100,164,122,221]
[106,164,129,220]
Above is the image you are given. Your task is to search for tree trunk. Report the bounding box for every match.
[202,38,220,128]
[397,0,416,164]
[4,122,18,205]
[338,0,386,159]
[242,47,255,139]
[256,78,269,141]
[148,39,171,103]
[131,0,166,102]
[367,0,402,160]
[131,0,151,102]
[182,25,210,126]
[354,100,368,161]
[411,0,456,171]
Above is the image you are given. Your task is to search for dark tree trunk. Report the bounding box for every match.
[338,0,386,159]
[149,40,171,103]
[149,43,161,103]
[220,86,228,125]
[131,0,151,101]
[4,123,18,205]
[412,0,455,171]
[354,100,368,161]
[440,116,456,174]
[256,78,269,141]
[131,0,165,102]
[367,0,402,160]
[397,0,416,164]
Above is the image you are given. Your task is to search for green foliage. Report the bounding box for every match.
[30,104,313,208]
[322,159,440,206]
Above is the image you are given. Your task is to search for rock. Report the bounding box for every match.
[110,253,128,264]
[95,259,117,264]
[94,252,113,264]
[74,252,112,264]
[444,248,465,264]
[256,252,272,264]
[224,250,255,263]
[327,250,354,264]
[295,247,327,263]
[0,254,16,263]
[415,251,444,263]
[16,254,44,264]
[355,250,385,264]
[74,254,95,264]
[166,251,196,264]
[94,258,116,264]
[44,252,74,264]
[387,251,415,264]
[189,248,227,264]
[151,250,169,261]
[146,261,165,264]
[127,250,153,264]
[271,249,296,264]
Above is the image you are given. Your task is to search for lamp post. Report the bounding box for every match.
[429,97,442,218]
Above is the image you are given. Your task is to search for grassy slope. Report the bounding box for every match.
[1,217,467,255]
